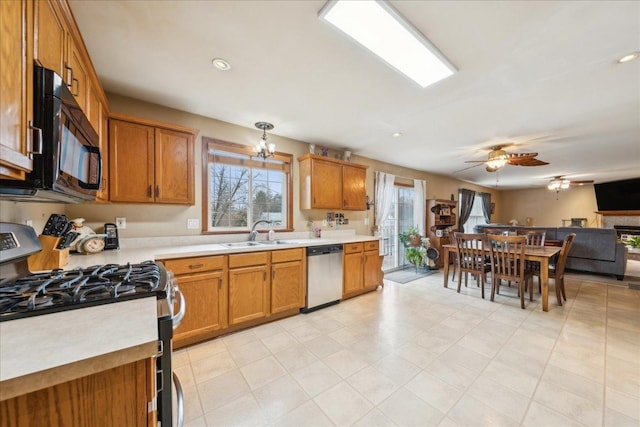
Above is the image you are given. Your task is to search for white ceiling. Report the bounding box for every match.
[69,0,640,189]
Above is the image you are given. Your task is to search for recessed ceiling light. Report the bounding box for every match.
[212,58,232,70]
[392,132,402,137]
[319,0,457,88]
[618,52,639,63]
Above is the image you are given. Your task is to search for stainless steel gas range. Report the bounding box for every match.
[0,222,185,426]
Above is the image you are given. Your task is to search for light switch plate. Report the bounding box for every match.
[187,219,200,229]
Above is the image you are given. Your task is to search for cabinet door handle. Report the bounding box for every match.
[72,78,80,96]
[28,121,43,157]
[263,271,267,281]
[155,185,160,198]
[188,263,204,269]
[218,277,222,289]
[272,270,275,280]
[64,63,73,86]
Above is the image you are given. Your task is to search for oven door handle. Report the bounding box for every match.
[172,286,186,330]
[173,372,184,427]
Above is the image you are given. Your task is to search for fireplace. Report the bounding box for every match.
[614,225,640,239]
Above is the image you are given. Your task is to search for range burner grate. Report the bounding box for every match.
[0,261,163,321]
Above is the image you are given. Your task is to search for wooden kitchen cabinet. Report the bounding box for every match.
[343,240,382,299]
[109,114,197,204]
[342,164,367,210]
[34,0,65,78]
[363,241,382,289]
[427,199,457,268]
[161,255,227,349]
[0,0,34,180]
[298,153,368,210]
[0,358,155,427]
[34,0,88,110]
[343,243,364,296]
[228,252,270,326]
[87,82,109,201]
[271,248,305,314]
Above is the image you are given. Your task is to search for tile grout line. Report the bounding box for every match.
[517,279,578,427]
[601,283,609,427]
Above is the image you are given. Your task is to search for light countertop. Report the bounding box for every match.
[0,297,158,399]
[65,232,380,269]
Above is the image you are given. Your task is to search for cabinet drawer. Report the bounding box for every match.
[344,242,363,254]
[271,248,304,263]
[229,252,269,268]
[162,256,225,275]
[364,240,379,251]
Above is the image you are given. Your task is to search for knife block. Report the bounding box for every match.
[27,235,70,272]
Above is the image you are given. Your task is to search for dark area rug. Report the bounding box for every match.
[385,268,437,284]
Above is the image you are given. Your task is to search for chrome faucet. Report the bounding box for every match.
[249,219,272,241]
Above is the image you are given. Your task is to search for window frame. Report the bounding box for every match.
[201,137,293,235]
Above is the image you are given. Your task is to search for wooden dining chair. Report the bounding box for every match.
[549,233,576,306]
[454,233,491,299]
[487,234,534,309]
[517,230,546,290]
[517,230,546,246]
[450,232,459,282]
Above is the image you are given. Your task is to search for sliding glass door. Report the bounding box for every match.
[380,185,414,272]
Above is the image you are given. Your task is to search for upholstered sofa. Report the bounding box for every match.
[474,224,628,280]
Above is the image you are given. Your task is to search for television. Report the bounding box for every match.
[593,178,640,211]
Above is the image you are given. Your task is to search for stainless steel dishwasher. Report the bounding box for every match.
[302,244,343,312]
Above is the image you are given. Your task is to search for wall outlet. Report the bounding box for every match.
[24,220,33,227]
[187,218,200,229]
[115,217,126,229]
[364,217,369,226]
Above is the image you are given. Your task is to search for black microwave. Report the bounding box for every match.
[0,66,101,203]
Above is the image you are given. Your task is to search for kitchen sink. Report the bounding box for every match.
[256,240,296,245]
[222,242,262,248]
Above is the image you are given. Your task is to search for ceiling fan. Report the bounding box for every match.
[458,144,549,173]
[547,176,594,191]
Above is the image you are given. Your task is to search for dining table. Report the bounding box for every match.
[441,243,562,312]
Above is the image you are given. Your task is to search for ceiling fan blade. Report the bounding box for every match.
[453,163,485,173]
[504,152,538,160]
[569,180,594,185]
[464,160,488,164]
[508,157,549,166]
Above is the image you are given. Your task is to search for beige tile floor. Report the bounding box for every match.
[173,265,640,427]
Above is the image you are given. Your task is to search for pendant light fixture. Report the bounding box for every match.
[255,122,275,160]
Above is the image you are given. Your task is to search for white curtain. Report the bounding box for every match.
[413,179,427,235]
[374,171,395,228]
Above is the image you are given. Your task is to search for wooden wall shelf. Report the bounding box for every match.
[595,211,640,216]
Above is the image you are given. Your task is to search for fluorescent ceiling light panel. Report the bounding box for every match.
[319,0,456,88]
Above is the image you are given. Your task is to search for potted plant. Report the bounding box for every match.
[624,236,640,249]
[405,246,426,271]
[399,225,422,247]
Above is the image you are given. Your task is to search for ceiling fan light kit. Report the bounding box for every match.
[548,178,570,191]
[460,144,549,174]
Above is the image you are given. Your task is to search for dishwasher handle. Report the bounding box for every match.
[306,244,343,256]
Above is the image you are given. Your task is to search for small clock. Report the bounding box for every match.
[77,235,106,254]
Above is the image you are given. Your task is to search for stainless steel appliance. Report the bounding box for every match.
[0,66,101,203]
[302,244,343,312]
[0,222,183,425]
